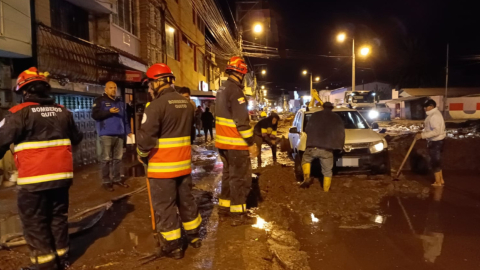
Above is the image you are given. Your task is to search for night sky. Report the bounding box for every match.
[218,0,480,96]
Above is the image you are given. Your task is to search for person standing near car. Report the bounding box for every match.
[201,107,214,141]
[253,112,280,167]
[301,102,345,191]
[0,67,83,270]
[415,99,446,186]
[92,81,133,191]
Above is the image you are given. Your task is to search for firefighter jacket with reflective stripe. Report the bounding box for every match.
[254,117,278,137]
[215,78,254,150]
[137,87,194,179]
[0,95,83,192]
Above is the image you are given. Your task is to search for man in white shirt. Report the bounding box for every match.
[416,99,446,186]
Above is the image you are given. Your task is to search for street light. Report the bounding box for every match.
[315,77,320,82]
[360,47,370,56]
[261,70,266,75]
[302,70,313,92]
[261,85,265,90]
[302,70,308,75]
[336,32,372,91]
[253,23,263,34]
[263,90,267,96]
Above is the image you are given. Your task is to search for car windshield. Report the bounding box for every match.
[348,92,375,104]
[304,111,369,130]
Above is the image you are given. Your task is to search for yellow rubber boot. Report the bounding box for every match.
[323,177,332,192]
[302,163,311,181]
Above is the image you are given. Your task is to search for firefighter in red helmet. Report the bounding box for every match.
[137,63,201,260]
[215,56,258,226]
[0,67,83,270]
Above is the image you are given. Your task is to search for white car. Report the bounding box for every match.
[288,107,389,179]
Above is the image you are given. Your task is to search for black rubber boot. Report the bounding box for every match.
[231,215,256,227]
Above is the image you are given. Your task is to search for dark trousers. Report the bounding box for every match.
[18,186,70,270]
[204,126,213,140]
[100,136,124,184]
[428,140,444,173]
[149,175,200,250]
[254,135,277,167]
[218,149,252,215]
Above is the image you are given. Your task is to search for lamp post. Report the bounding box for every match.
[302,70,312,92]
[337,33,371,92]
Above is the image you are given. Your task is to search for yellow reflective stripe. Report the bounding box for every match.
[219,199,231,207]
[230,204,246,213]
[14,139,71,152]
[183,214,202,231]
[30,253,55,264]
[191,238,200,243]
[148,160,191,172]
[160,228,181,241]
[137,148,149,157]
[240,128,253,138]
[24,70,49,77]
[271,130,277,135]
[216,117,236,127]
[156,136,191,148]
[215,135,248,146]
[261,128,268,134]
[18,172,73,185]
[56,247,69,257]
[146,102,151,108]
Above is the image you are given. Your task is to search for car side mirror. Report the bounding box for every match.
[371,122,379,130]
[289,127,298,133]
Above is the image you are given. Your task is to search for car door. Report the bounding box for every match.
[288,111,302,151]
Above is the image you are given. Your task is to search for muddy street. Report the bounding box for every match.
[1,125,480,270]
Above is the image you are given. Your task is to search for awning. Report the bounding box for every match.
[64,0,115,14]
[191,90,216,98]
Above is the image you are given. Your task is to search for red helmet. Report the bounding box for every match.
[16,67,50,91]
[226,56,248,75]
[146,63,175,81]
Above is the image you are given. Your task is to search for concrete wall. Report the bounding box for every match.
[35,0,51,26]
[165,0,206,91]
[0,0,32,58]
[110,24,141,57]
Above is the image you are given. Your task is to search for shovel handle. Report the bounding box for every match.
[143,164,156,231]
[395,137,417,178]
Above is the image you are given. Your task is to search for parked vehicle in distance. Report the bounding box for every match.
[375,103,391,121]
[288,107,389,180]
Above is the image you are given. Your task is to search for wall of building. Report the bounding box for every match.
[164,0,206,91]
[0,0,32,58]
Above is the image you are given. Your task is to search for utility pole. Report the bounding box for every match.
[352,39,356,91]
[444,44,449,118]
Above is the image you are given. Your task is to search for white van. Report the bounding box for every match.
[288,107,389,179]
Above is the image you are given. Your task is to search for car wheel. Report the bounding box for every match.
[294,151,304,182]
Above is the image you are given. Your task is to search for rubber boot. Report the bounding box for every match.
[231,214,256,227]
[439,170,445,185]
[432,172,442,187]
[159,238,184,260]
[323,177,332,192]
[187,233,202,249]
[299,163,312,188]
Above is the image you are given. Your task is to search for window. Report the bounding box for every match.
[182,34,193,48]
[197,15,205,34]
[197,49,205,75]
[165,24,178,60]
[113,0,138,35]
[50,0,89,40]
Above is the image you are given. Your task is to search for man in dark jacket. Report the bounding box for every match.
[201,107,214,141]
[301,102,345,191]
[0,67,83,270]
[253,112,280,167]
[92,81,132,191]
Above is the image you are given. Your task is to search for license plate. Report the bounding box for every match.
[337,157,359,167]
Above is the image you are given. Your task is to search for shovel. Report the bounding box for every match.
[394,137,417,181]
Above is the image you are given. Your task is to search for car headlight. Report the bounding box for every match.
[368,110,379,119]
[369,140,385,154]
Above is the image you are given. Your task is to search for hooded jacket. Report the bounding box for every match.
[92,94,131,137]
[422,107,446,141]
[254,113,280,137]
[305,109,345,150]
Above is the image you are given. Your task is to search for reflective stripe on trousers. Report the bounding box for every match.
[18,172,73,185]
[15,139,71,152]
[30,247,69,264]
[182,214,202,231]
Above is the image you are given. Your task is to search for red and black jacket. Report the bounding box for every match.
[136,87,194,179]
[0,95,83,192]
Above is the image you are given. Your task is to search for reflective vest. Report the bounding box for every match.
[14,139,73,185]
[215,117,253,150]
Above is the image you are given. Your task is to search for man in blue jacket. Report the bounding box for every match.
[92,81,133,191]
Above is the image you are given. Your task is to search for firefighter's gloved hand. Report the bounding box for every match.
[138,155,149,165]
[248,144,259,158]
